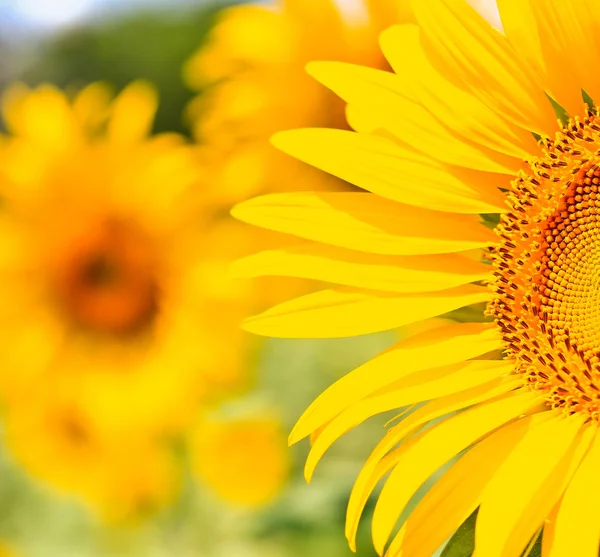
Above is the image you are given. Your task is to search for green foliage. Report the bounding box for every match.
[547,94,570,127]
[583,89,596,111]
[19,2,237,134]
[523,532,542,557]
[441,511,543,557]
[440,509,478,557]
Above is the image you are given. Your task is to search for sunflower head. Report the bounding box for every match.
[233,0,600,555]
[0,81,243,405]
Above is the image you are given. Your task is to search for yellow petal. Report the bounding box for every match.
[2,84,78,148]
[272,128,507,214]
[231,242,492,293]
[232,192,497,256]
[72,82,113,132]
[291,322,501,443]
[307,61,523,175]
[371,390,543,554]
[346,375,523,550]
[412,0,555,136]
[243,284,490,338]
[378,24,539,159]
[542,427,600,557]
[388,413,535,557]
[304,359,510,482]
[108,81,158,145]
[497,0,587,116]
[473,415,593,557]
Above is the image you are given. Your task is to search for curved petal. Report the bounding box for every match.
[272,128,508,214]
[497,0,590,116]
[290,322,501,443]
[473,415,594,557]
[371,389,543,554]
[542,427,600,557]
[304,359,511,481]
[108,81,158,145]
[346,375,524,550]
[387,413,538,557]
[307,61,524,174]
[231,242,492,293]
[232,192,498,256]
[378,24,539,158]
[412,0,556,136]
[242,285,490,338]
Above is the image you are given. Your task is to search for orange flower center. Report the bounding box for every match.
[52,219,159,337]
[490,110,600,419]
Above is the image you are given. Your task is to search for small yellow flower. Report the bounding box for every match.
[189,413,290,508]
[234,0,600,555]
[184,0,412,208]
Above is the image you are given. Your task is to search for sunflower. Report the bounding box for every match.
[0,82,252,514]
[233,1,600,555]
[183,0,412,209]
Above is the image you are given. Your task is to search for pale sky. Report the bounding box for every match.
[0,0,502,34]
[0,0,203,32]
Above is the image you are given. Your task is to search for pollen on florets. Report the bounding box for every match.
[488,107,600,419]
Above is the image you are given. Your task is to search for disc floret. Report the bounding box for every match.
[490,108,600,419]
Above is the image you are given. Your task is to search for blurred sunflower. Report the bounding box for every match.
[0,82,255,516]
[233,0,600,555]
[189,412,290,508]
[183,0,412,209]
[4,386,178,522]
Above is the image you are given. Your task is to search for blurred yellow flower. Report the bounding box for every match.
[184,0,412,208]
[189,413,289,508]
[4,387,178,522]
[0,82,253,517]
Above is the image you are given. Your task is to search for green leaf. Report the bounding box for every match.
[582,89,595,111]
[440,514,544,557]
[440,509,478,557]
[522,531,542,557]
[481,213,501,230]
[547,94,569,126]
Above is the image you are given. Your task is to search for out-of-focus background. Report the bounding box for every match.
[0,1,407,556]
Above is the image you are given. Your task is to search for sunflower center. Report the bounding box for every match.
[490,110,600,419]
[60,411,91,447]
[53,218,159,337]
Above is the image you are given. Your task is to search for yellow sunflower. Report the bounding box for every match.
[0,82,253,515]
[184,0,412,208]
[0,81,249,431]
[233,1,600,555]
